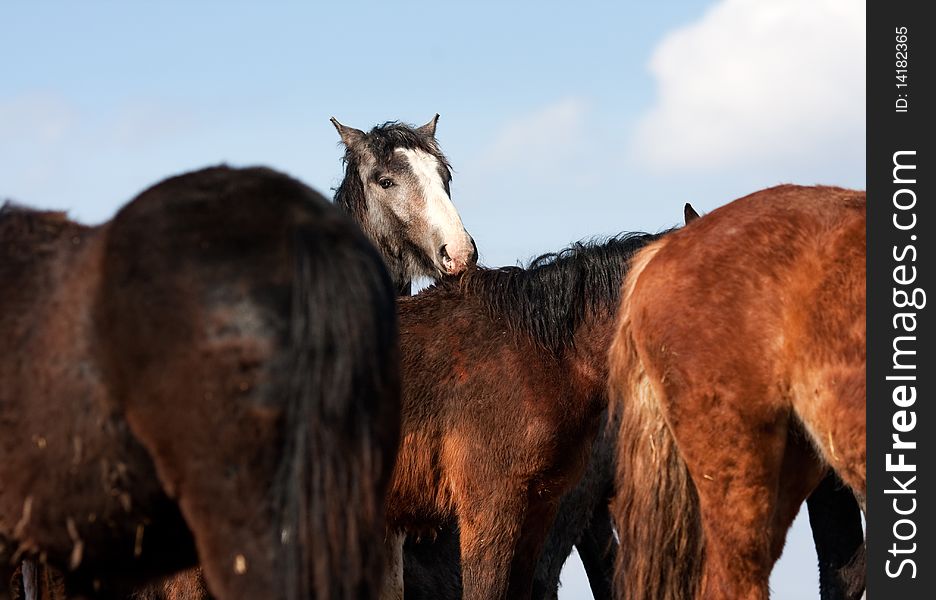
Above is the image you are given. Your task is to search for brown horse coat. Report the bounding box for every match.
[610,185,865,600]
[1,166,400,599]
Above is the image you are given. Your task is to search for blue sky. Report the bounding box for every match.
[2,1,864,598]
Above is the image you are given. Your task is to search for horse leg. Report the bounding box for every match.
[380,531,404,600]
[664,390,791,600]
[807,472,866,600]
[21,560,36,600]
[535,413,616,600]
[0,567,14,600]
[508,500,561,600]
[793,367,867,503]
[457,489,526,600]
[165,569,213,600]
[401,524,463,600]
[118,414,283,600]
[574,501,615,600]
[0,535,14,600]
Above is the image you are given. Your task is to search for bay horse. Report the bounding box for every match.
[386,232,664,600]
[609,185,865,600]
[331,115,478,295]
[0,166,400,599]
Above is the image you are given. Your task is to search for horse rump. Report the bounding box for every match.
[608,240,704,600]
[94,166,400,599]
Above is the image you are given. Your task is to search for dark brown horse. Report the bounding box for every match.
[609,185,866,600]
[385,233,664,600]
[0,166,400,599]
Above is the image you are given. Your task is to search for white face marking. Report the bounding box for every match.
[396,148,460,231]
[396,148,474,273]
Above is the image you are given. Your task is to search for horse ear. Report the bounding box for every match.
[330,117,365,147]
[684,203,701,224]
[417,113,440,138]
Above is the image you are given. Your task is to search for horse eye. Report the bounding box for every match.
[379,178,394,189]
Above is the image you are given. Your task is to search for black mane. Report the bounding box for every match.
[447,232,669,354]
[334,121,453,217]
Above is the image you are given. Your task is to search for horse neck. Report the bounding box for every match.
[567,309,617,390]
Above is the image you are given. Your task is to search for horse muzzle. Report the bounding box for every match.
[438,235,478,275]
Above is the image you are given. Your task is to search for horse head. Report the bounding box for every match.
[332,115,477,293]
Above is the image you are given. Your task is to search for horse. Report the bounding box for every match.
[130,116,481,600]
[0,166,401,599]
[689,200,865,600]
[385,232,666,600]
[609,184,865,600]
[331,115,478,295]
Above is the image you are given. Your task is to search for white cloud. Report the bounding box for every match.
[631,0,865,170]
[476,98,589,175]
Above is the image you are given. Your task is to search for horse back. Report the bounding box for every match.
[0,204,94,349]
[629,185,865,383]
[0,204,171,580]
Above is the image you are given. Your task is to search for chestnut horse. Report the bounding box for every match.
[610,185,865,600]
[0,166,400,599]
[387,232,664,600]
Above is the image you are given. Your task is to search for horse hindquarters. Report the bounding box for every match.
[96,168,399,599]
[616,315,830,599]
[611,187,867,600]
[615,335,804,599]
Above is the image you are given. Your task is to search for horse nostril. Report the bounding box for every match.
[439,244,451,262]
[469,237,478,264]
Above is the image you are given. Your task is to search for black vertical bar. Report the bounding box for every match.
[867,0,934,597]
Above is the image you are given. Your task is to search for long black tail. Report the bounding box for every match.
[275,211,400,599]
